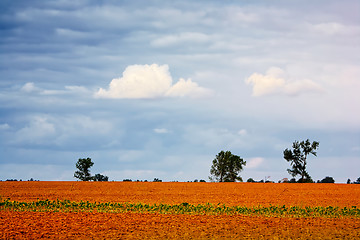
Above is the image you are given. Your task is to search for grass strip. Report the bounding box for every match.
[1,199,359,218]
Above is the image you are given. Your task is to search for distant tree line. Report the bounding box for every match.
[193,179,206,182]
[245,176,356,184]
[121,179,207,182]
[123,178,162,182]
[73,158,209,182]
[1,178,40,182]
[347,177,360,184]
[246,178,274,183]
[72,138,354,183]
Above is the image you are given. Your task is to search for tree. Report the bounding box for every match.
[283,139,319,183]
[289,178,297,183]
[209,150,246,182]
[355,177,360,184]
[247,178,255,183]
[94,173,109,182]
[74,158,94,181]
[320,176,335,183]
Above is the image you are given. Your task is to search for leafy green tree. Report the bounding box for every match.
[94,173,109,182]
[283,139,319,183]
[74,158,94,181]
[209,150,246,182]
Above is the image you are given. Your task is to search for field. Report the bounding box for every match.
[1,181,360,239]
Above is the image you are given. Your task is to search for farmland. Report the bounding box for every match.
[1,181,360,239]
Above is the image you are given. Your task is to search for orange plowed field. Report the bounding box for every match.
[1,182,360,239]
[1,211,360,239]
[2,181,360,206]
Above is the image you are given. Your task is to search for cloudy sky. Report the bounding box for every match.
[1,0,359,183]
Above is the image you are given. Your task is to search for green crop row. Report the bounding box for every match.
[0,199,359,218]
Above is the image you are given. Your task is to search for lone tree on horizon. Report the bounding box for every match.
[283,139,319,183]
[209,150,246,182]
[74,158,94,181]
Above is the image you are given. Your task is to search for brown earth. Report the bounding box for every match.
[1,181,360,239]
[1,211,360,239]
[1,181,360,207]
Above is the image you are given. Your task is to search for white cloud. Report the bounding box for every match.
[95,64,212,99]
[95,64,171,99]
[0,123,10,130]
[223,6,260,25]
[245,67,324,97]
[183,126,251,150]
[351,146,360,152]
[55,28,93,39]
[283,79,324,96]
[311,22,360,36]
[245,67,286,96]
[64,85,89,93]
[14,116,56,144]
[154,128,169,134]
[238,129,247,136]
[151,32,210,47]
[313,22,344,35]
[20,82,89,95]
[246,157,264,169]
[21,82,39,93]
[166,78,213,98]
[11,115,114,148]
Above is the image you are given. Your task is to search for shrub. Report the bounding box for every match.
[320,176,335,183]
[247,178,255,183]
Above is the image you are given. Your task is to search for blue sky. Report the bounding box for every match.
[0,0,359,182]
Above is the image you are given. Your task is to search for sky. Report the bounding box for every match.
[0,0,359,183]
